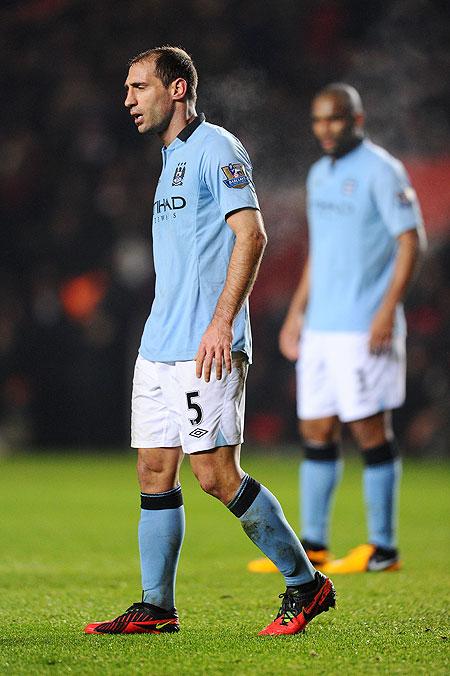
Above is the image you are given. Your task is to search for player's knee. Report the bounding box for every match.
[361,439,399,465]
[350,413,388,448]
[196,471,221,499]
[137,455,177,492]
[194,468,239,503]
[300,419,336,445]
[137,455,157,481]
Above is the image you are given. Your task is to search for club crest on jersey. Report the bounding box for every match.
[397,187,415,207]
[221,163,249,189]
[172,162,186,187]
[342,178,357,195]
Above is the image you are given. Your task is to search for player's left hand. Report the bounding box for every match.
[195,318,233,382]
[369,306,395,355]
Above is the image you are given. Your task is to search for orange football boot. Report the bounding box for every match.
[320,543,401,574]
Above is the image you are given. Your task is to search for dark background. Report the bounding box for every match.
[1,0,449,455]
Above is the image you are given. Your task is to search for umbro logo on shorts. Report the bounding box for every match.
[189,428,208,438]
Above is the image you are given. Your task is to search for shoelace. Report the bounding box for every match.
[277,591,302,625]
[127,603,149,613]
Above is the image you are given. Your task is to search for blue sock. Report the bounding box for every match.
[228,475,315,586]
[301,442,342,548]
[362,441,401,550]
[139,485,185,610]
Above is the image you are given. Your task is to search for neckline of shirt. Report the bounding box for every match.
[327,138,365,167]
[177,112,206,142]
[162,113,206,155]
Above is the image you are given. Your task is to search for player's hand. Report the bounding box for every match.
[279,314,303,361]
[369,306,395,355]
[195,318,233,382]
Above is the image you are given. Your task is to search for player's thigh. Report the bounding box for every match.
[297,330,338,421]
[333,333,406,423]
[348,411,393,449]
[131,355,181,450]
[172,354,248,454]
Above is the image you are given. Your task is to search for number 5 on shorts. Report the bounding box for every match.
[186,391,203,426]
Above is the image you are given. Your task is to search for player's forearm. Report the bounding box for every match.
[380,229,421,313]
[286,258,310,320]
[212,228,267,325]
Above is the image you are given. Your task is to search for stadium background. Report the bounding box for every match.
[1,0,449,456]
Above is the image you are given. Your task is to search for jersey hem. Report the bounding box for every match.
[303,324,407,336]
[138,347,252,363]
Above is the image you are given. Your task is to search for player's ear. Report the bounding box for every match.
[171,77,188,101]
[354,112,365,129]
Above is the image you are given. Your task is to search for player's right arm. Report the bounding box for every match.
[279,256,310,362]
[196,207,267,382]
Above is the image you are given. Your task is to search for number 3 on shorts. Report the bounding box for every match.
[186,391,203,426]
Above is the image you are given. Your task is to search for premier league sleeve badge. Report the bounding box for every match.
[221,163,250,189]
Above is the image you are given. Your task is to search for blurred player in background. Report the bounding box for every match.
[249,83,425,575]
[84,47,335,637]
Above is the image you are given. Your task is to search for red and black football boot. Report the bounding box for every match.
[258,571,336,636]
[84,602,179,634]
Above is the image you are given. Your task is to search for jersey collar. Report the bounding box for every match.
[177,113,205,142]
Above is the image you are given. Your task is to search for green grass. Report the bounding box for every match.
[0,451,448,675]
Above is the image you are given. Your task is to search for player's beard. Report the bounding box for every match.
[322,129,364,159]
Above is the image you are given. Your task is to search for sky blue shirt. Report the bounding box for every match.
[305,139,423,333]
[140,114,260,362]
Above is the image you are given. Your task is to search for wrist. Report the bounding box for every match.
[285,311,303,327]
[380,302,396,317]
[210,314,233,330]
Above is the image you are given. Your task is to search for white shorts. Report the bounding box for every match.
[297,330,406,423]
[131,353,248,453]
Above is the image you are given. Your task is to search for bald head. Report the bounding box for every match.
[316,83,364,115]
[311,83,365,158]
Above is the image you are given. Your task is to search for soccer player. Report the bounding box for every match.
[84,47,335,636]
[249,83,425,575]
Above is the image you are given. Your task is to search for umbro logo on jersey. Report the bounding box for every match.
[189,428,208,438]
[172,162,186,186]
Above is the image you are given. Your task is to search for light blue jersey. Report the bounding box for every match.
[140,114,259,362]
[305,139,423,333]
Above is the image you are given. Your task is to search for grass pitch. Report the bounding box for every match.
[0,451,448,675]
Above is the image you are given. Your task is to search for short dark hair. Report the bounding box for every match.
[129,46,198,102]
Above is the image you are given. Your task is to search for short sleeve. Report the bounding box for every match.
[372,159,423,237]
[305,165,316,218]
[201,132,260,220]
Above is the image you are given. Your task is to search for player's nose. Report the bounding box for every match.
[124,90,136,108]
